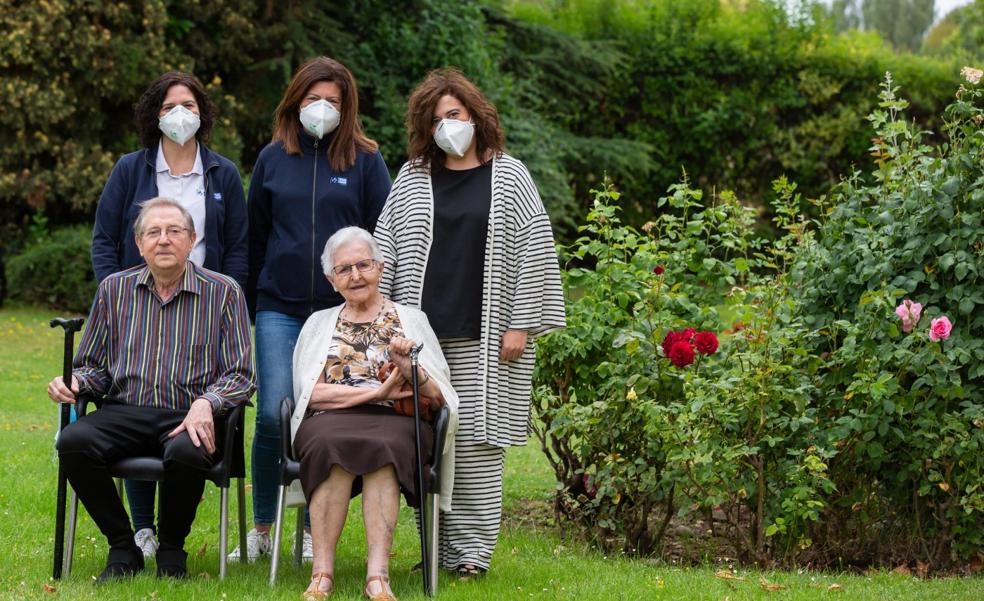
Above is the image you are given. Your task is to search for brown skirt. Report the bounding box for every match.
[294,404,435,508]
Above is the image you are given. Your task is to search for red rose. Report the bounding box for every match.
[654,265,665,275]
[682,327,696,341]
[661,330,684,356]
[694,331,719,354]
[668,340,695,368]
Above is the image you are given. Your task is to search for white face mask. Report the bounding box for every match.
[158,105,200,146]
[433,119,475,157]
[299,100,341,139]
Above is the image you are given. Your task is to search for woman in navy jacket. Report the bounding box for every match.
[89,71,248,559]
[233,56,391,563]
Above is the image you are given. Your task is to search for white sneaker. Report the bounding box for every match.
[227,528,272,562]
[301,531,314,562]
[134,527,158,559]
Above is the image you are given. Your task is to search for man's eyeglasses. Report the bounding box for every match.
[331,259,377,277]
[141,226,190,240]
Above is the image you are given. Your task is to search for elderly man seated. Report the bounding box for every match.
[46,197,255,581]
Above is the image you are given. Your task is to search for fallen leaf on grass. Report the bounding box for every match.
[42,583,56,593]
[196,542,208,559]
[915,560,929,578]
[968,553,983,574]
[758,576,784,592]
[244,484,253,492]
[893,565,911,576]
[714,569,745,581]
[827,583,843,592]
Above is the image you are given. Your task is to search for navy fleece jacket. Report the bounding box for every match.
[246,134,391,319]
[91,143,249,288]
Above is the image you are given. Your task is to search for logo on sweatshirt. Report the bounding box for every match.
[330,176,348,186]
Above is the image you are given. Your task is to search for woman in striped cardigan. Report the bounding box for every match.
[374,68,565,576]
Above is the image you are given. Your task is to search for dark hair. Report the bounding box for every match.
[271,57,377,171]
[405,68,504,171]
[134,72,215,149]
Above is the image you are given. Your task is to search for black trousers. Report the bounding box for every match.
[56,403,215,554]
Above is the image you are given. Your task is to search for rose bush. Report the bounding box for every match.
[534,178,827,561]
[535,73,982,569]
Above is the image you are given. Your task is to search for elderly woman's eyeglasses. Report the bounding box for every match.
[331,259,377,277]
[142,226,189,240]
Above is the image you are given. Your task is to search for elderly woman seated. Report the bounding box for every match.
[289,226,458,601]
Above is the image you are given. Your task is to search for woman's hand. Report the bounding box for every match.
[374,366,412,402]
[499,329,528,361]
[388,336,418,380]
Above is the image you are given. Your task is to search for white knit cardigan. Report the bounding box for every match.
[374,154,566,447]
[289,303,459,511]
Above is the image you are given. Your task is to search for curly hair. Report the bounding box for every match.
[133,72,215,149]
[271,57,378,172]
[405,68,504,171]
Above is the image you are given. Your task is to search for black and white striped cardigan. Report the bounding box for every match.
[374,153,566,447]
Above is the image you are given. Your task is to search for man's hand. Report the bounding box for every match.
[47,375,80,404]
[499,329,528,361]
[169,398,216,454]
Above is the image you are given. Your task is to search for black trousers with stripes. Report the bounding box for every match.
[439,338,509,571]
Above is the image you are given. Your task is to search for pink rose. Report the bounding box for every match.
[929,316,952,342]
[895,299,922,333]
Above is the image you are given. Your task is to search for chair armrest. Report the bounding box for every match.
[427,405,451,494]
[218,402,247,466]
[279,397,296,461]
[75,392,101,417]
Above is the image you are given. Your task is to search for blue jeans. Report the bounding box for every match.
[252,311,306,526]
[125,480,156,532]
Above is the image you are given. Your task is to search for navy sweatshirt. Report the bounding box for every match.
[91,144,249,288]
[246,133,391,319]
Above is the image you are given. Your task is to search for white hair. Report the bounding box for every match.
[133,197,195,237]
[320,226,384,276]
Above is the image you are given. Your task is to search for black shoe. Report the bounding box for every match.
[156,546,188,579]
[97,548,144,582]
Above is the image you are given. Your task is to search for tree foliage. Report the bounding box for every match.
[509,0,957,228]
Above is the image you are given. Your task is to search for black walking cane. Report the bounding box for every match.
[409,342,431,595]
[49,317,84,580]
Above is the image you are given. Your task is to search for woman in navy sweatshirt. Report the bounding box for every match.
[90,71,248,561]
[234,57,391,563]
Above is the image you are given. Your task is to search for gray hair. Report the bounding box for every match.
[133,197,195,238]
[321,226,384,276]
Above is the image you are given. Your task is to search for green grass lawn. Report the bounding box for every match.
[1,305,981,600]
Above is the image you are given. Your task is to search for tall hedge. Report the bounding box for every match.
[509,0,959,225]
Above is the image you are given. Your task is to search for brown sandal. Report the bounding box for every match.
[364,575,398,601]
[302,572,334,600]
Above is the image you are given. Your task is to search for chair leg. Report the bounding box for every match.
[425,494,439,597]
[293,506,304,568]
[237,478,247,565]
[63,491,79,577]
[219,487,229,580]
[269,485,287,585]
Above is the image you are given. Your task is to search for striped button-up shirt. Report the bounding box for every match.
[73,262,255,412]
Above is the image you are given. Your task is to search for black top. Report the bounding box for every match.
[421,163,492,339]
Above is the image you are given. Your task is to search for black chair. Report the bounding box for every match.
[269,396,451,597]
[61,396,250,579]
